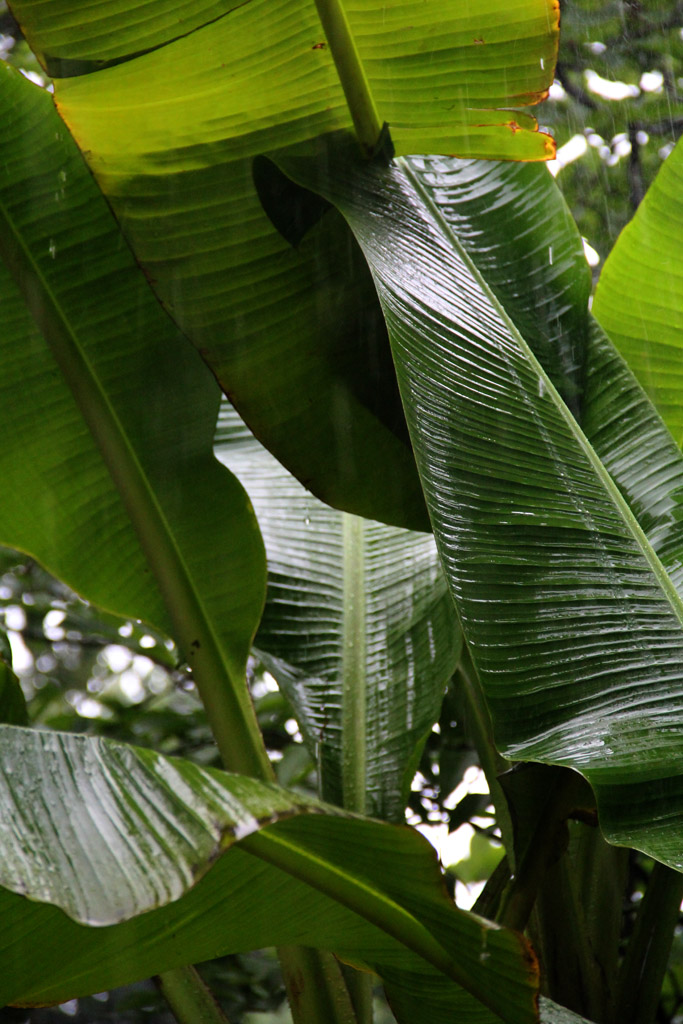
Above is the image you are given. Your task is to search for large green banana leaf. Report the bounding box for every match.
[593,138,683,444]
[8,0,558,530]
[215,402,461,820]
[0,725,538,1024]
[273,134,683,870]
[0,65,266,772]
[408,156,683,605]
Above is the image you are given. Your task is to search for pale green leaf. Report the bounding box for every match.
[593,138,683,445]
[0,64,267,774]
[215,402,461,820]
[8,0,558,529]
[0,725,538,1024]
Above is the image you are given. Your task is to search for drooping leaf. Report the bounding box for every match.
[593,137,683,444]
[7,0,558,530]
[0,65,266,772]
[274,136,683,870]
[0,725,538,1024]
[215,402,461,820]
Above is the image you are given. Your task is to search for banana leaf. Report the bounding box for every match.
[0,724,538,1024]
[215,402,461,820]
[0,64,266,773]
[593,137,683,444]
[273,134,683,871]
[8,0,558,529]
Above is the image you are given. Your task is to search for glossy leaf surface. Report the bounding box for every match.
[0,66,266,769]
[276,138,683,869]
[8,0,557,529]
[593,138,683,445]
[0,726,538,1024]
[215,402,461,820]
[406,157,683,611]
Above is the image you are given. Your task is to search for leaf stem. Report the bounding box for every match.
[312,0,382,156]
[342,513,367,814]
[456,647,513,855]
[155,966,232,1024]
[0,129,355,1024]
[613,860,683,1024]
[340,513,372,1024]
[0,194,271,783]
[279,946,357,1024]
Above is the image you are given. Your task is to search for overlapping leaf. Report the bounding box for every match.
[0,65,266,765]
[9,0,557,529]
[274,136,683,869]
[0,725,538,1024]
[593,138,683,444]
[215,402,461,819]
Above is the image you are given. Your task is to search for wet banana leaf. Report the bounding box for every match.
[0,65,266,770]
[593,137,683,445]
[215,402,461,820]
[401,156,683,606]
[274,135,683,871]
[8,0,558,530]
[0,725,538,1024]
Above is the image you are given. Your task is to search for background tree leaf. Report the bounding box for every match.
[215,402,462,820]
[0,725,538,1024]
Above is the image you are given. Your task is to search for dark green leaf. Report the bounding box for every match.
[275,136,683,871]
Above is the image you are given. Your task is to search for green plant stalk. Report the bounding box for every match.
[495,770,583,934]
[279,946,358,1024]
[241,828,508,1018]
[312,0,382,156]
[571,823,629,1022]
[155,965,232,1024]
[342,513,367,814]
[614,861,683,1024]
[0,200,270,782]
[457,647,513,856]
[340,514,372,1023]
[529,844,605,1021]
[0,198,356,1024]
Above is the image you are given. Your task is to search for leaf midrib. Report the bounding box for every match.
[39,0,257,78]
[0,180,270,781]
[397,154,683,643]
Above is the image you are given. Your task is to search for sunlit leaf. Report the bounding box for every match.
[0,65,266,766]
[8,0,558,529]
[593,137,683,444]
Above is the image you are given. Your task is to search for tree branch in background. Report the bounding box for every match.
[627,124,645,209]
[555,61,598,109]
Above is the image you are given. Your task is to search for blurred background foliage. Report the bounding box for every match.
[0,0,681,1021]
[538,0,682,266]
